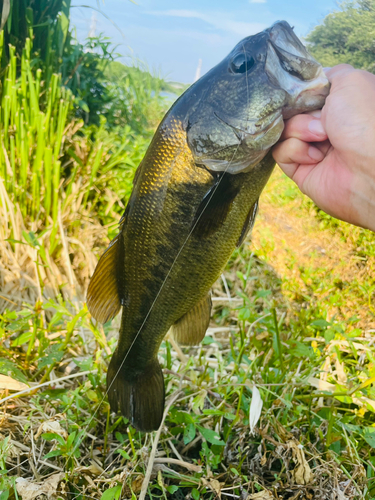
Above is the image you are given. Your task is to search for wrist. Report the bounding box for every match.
[350,173,375,232]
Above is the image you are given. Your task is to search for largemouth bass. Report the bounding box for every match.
[87,21,329,432]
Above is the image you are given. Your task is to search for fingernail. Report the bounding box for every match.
[308,119,326,136]
[309,110,321,118]
[308,146,324,161]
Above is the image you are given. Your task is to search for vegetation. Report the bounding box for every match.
[0,0,71,73]
[0,1,374,500]
[1,171,374,500]
[306,0,375,72]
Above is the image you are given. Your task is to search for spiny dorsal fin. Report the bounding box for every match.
[192,173,240,239]
[237,199,259,247]
[170,293,212,346]
[87,235,123,324]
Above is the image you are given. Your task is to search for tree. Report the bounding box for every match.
[306,0,375,73]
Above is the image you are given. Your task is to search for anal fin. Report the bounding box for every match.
[87,235,123,324]
[170,293,212,346]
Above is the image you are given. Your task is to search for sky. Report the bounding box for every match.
[71,0,339,84]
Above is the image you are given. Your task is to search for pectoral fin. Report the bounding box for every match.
[236,199,259,247]
[170,293,212,345]
[192,173,240,239]
[87,235,123,324]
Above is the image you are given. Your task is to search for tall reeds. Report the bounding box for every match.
[0,1,174,308]
[0,26,134,306]
[0,31,73,226]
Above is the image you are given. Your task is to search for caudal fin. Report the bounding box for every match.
[106,355,165,432]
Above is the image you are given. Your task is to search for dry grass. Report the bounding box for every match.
[0,173,114,314]
[251,168,375,331]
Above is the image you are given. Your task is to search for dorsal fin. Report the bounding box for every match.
[87,235,123,323]
[170,293,212,346]
[192,173,240,239]
[237,199,259,247]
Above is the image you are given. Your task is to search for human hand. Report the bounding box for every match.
[272,64,375,232]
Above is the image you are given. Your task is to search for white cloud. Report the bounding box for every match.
[147,9,267,37]
[224,20,266,37]
[157,10,202,19]
[249,0,267,3]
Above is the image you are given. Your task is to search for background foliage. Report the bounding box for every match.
[307,0,375,72]
[0,0,374,499]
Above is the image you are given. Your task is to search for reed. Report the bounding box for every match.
[0,32,73,227]
[0,28,141,307]
[0,0,173,312]
[0,0,71,76]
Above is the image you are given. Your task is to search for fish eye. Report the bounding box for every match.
[230,53,255,74]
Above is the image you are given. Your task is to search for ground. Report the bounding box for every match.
[1,167,374,500]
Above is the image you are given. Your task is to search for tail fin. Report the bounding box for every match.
[107,355,165,432]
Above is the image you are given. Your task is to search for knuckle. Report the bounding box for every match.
[336,63,354,71]
[344,68,372,86]
[289,137,304,152]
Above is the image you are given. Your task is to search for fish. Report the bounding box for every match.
[87,21,330,432]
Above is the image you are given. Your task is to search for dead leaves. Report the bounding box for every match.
[287,440,313,485]
[247,491,274,500]
[0,374,28,391]
[201,477,222,498]
[75,462,105,476]
[16,473,64,500]
[35,417,68,440]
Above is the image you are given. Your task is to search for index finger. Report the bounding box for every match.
[279,112,328,143]
[324,64,355,82]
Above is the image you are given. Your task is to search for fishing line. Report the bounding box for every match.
[65,46,252,472]
[243,43,250,132]
[103,50,251,398]
[64,139,242,470]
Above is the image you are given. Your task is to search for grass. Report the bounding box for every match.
[1,167,375,500]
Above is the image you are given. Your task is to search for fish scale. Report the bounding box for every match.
[87,21,330,432]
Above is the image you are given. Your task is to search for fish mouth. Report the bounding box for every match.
[214,109,282,142]
[266,21,330,117]
[268,22,321,81]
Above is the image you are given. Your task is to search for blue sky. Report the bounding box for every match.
[71,0,339,83]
